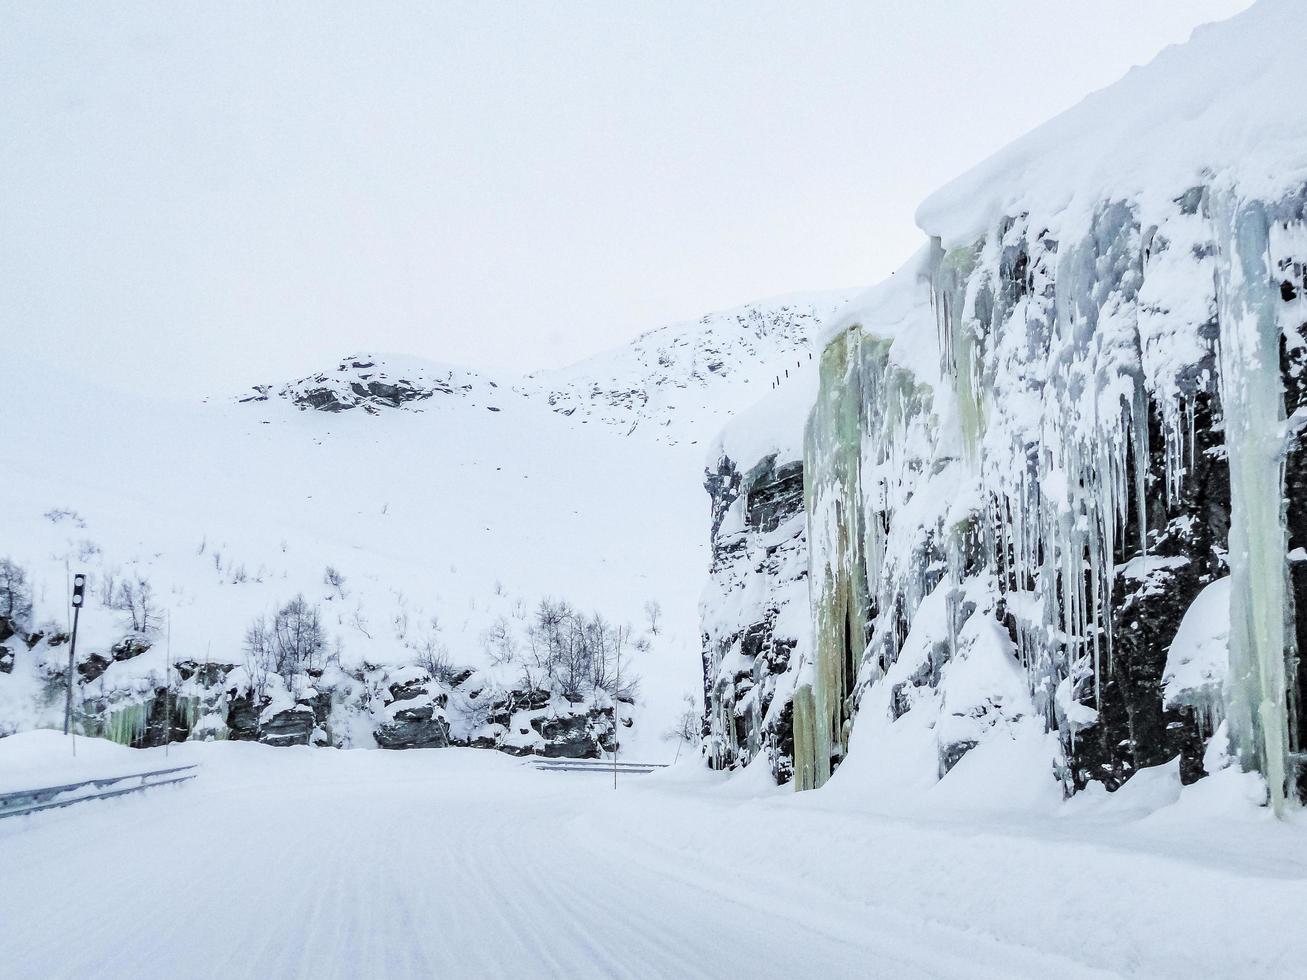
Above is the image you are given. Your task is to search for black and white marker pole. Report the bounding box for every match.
[64,572,86,738]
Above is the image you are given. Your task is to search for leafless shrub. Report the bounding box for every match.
[523,598,638,701]
[115,574,161,634]
[665,695,699,745]
[324,565,346,599]
[482,614,517,666]
[643,599,662,635]
[243,594,326,698]
[0,558,33,630]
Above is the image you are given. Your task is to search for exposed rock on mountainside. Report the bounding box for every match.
[2,612,629,759]
[241,355,497,414]
[700,453,807,781]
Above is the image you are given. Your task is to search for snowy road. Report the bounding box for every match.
[2,738,1304,979]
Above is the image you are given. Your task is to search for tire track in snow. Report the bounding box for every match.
[563,790,1118,980]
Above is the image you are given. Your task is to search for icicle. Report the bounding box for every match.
[104,699,153,747]
[1212,190,1294,813]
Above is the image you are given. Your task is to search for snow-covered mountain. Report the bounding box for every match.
[701,0,1307,812]
[518,291,853,443]
[0,294,848,760]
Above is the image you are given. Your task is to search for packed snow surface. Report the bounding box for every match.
[1,734,1304,979]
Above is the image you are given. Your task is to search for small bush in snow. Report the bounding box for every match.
[643,599,662,635]
[415,636,458,685]
[482,614,517,665]
[665,695,699,745]
[323,565,346,598]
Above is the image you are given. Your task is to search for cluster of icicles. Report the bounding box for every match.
[794,184,1305,813]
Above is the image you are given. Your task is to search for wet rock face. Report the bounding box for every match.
[259,705,316,747]
[77,653,112,683]
[374,670,451,749]
[531,709,614,759]
[110,636,151,662]
[701,452,808,782]
[375,709,450,749]
[745,459,803,533]
[226,691,261,741]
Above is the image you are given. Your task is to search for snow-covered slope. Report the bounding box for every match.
[0,293,849,760]
[701,0,1307,811]
[519,291,853,444]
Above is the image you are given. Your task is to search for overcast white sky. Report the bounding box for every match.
[2,0,1252,395]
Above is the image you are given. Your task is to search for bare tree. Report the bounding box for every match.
[523,598,639,701]
[643,599,662,636]
[116,575,160,634]
[271,594,325,682]
[243,615,273,703]
[0,558,33,631]
[243,595,326,698]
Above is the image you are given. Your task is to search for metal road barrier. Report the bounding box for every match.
[0,764,198,820]
[530,758,668,775]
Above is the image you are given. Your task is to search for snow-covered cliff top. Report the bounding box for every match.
[917,0,1307,247]
[710,249,940,468]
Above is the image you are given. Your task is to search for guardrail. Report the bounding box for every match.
[530,758,668,775]
[0,764,198,820]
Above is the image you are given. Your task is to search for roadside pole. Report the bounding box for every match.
[64,572,86,748]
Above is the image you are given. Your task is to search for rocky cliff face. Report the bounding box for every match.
[4,621,627,759]
[703,0,1307,808]
[706,192,1307,801]
[700,453,807,780]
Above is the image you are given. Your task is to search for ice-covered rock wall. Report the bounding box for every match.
[705,0,1307,808]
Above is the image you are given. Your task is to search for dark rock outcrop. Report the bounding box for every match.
[701,452,808,781]
[259,705,316,747]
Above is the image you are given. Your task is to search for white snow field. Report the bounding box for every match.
[2,731,1304,980]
